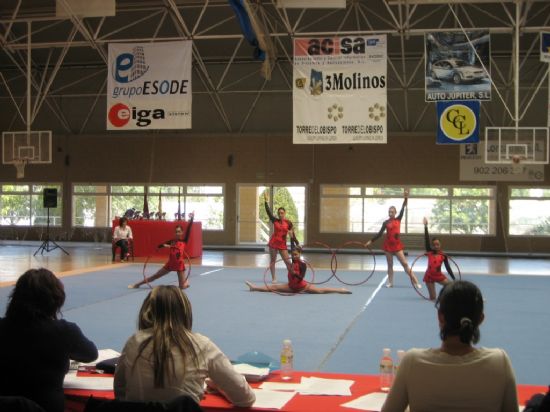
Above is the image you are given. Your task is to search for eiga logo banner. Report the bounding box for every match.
[436,100,480,144]
[107,41,192,130]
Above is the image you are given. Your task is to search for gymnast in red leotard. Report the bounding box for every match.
[264,192,299,283]
[422,217,454,300]
[246,248,351,294]
[129,213,194,290]
[365,189,422,289]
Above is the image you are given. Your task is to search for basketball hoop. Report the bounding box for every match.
[14,159,28,179]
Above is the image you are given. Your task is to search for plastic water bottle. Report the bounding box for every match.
[280,339,294,380]
[394,349,405,375]
[379,348,393,392]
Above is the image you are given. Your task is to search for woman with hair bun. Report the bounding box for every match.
[382,280,518,412]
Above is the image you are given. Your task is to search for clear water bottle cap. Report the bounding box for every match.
[283,339,292,346]
[397,350,406,360]
[383,348,391,356]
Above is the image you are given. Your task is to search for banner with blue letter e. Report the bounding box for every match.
[436,100,480,144]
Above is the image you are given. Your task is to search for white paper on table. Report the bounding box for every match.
[298,376,354,396]
[251,389,296,409]
[79,348,121,366]
[232,363,270,376]
[341,392,388,411]
[259,382,302,391]
[63,371,114,391]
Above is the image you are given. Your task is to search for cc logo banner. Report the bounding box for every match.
[436,100,480,144]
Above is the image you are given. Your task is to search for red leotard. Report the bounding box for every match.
[370,198,407,253]
[265,202,298,251]
[383,218,404,253]
[161,217,193,272]
[163,240,187,272]
[423,252,448,283]
[288,260,307,291]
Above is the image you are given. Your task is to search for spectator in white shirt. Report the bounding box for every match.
[113,217,133,262]
[114,286,255,407]
[382,280,518,412]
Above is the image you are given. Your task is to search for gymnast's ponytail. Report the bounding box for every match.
[436,280,484,344]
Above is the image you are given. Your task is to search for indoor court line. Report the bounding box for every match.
[199,268,225,276]
[315,274,388,371]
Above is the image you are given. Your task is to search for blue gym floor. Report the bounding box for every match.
[0,263,549,385]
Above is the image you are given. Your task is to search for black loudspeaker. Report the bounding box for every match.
[43,188,58,208]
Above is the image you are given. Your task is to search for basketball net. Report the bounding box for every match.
[14,159,27,179]
[511,155,523,174]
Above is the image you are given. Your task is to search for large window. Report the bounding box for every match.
[0,184,63,226]
[320,185,496,235]
[509,187,550,235]
[72,184,224,230]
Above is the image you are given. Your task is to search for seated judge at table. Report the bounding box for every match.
[113,216,133,262]
[0,268,98,412]
[382,280,518,412]
[114,286,255,407]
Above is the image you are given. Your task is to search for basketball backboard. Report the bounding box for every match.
[484,127,549,164]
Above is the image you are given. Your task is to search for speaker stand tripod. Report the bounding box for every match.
[34,207,69,256]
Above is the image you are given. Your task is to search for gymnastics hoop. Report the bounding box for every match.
[409,253,461,301]
[142,249,192,289]
[262,258,315,296]
[307,241,337,285]
[331,241,377,286]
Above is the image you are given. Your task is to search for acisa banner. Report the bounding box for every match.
[107,41,192,130]
[425,31,491,102]
[293,36,387,144]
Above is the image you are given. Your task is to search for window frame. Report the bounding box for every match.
[319,184,496,235]
[0,183,63,227]
[508,186,550,237]
[71,183,225,230]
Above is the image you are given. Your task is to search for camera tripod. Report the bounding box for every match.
[34,207,69,256]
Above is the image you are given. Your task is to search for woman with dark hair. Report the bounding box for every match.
[115,286,255,407]
[365,189,421,289]
[382,280,518,412]
[113,216,133,262]
[0,269,98,412]
[129,213,194,289]
[422,217,454,300]
[264,192,299,283]
[246,248,351,294]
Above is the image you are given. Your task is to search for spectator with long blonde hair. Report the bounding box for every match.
[115,286,255,407]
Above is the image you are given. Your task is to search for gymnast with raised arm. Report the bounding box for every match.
[365,189,421,289]
[422,217,454,300]
[264,192,299,283]
[129,213,194,290]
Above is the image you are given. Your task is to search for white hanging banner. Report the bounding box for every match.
[293,36,387,144]
[107,41,192,130]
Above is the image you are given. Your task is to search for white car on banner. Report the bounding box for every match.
[430,59,486,84]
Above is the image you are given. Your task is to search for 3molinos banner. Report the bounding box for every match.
[107,41,192,130]
[425,31,491,102]
[293,35,387,144]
